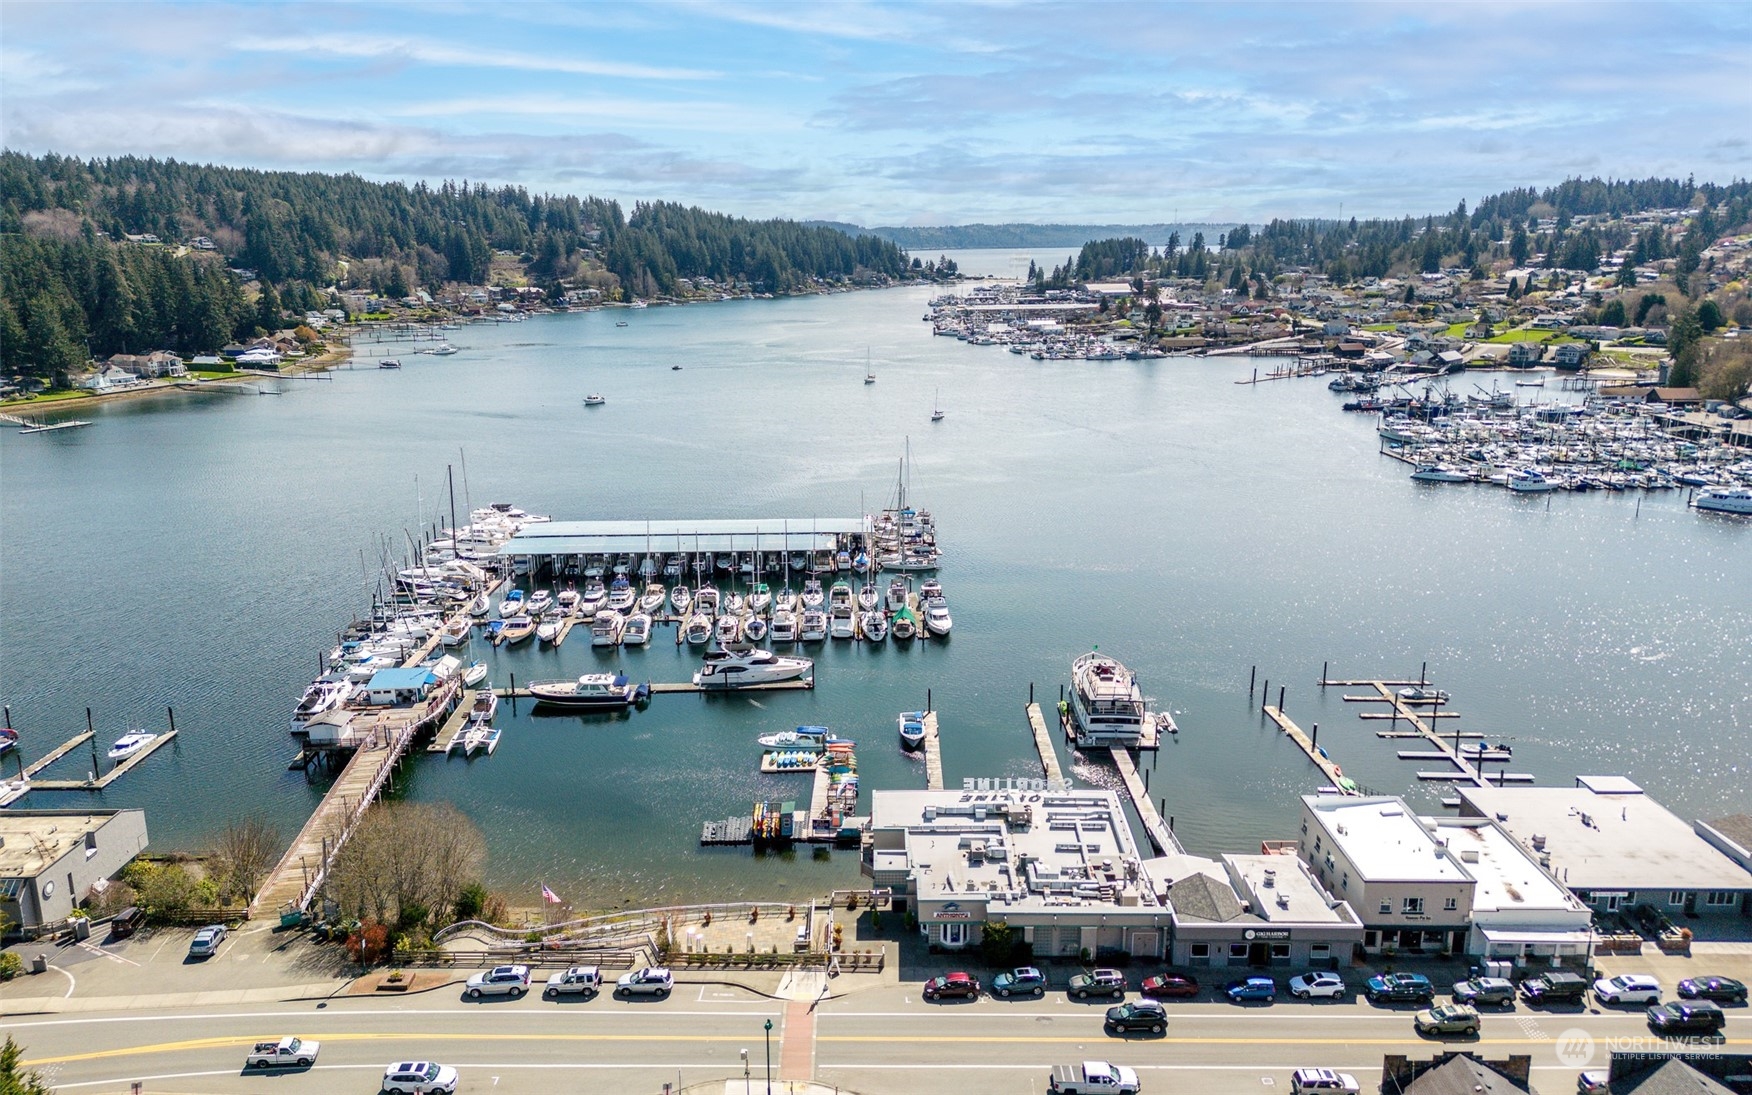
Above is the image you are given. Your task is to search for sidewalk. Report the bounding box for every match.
[1,980,348,1016]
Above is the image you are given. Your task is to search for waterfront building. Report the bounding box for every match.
[362,667,440,706]
[1456,778,1752,929]
[1152,848,1364,969]
[0,809,149,931]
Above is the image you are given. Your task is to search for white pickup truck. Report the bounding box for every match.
[1049,1060,1142,1094]
[244,1036,319,1068]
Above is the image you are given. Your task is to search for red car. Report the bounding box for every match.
[923,972,981,1001]
[1142,974,1201,999]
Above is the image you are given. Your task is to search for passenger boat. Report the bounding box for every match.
[622,612,652,646]
[527,673,649,709]
[106,731,157,761]
[607,577,636,611]
[890,607,919,641]
[1693,486,1752,514]
[670,584,693,615]
[799,608,829,642]
[744,615,769,642]
[924,598,953,636]
[526,589,554,616]
[591,610,625,647]
[898,711,927,751]
[801,578,825,608]
[499,615,537,644]
[1066,650,1156,747]
[498,589,526,617]
[378,358,402,369]
[861,610,888,642]
[462,661,489,687]
[1411,464,1472,483]
[750,582,772,613]
[684,611,713,645]
[770,609,799,642]
[468,688,499,724]
[692,648,814,689]
[715,613,743,645]
[536,618,562,644]
[639,582,667,613]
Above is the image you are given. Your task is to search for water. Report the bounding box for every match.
[3,272,1748,909]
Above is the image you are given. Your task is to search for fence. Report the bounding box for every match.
[432,889,891,948]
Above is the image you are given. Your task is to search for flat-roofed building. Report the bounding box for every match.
[1300,795,1475,955]
[0,809,149,930]
[1156,849,1364,969]
[1426,816,1593,962]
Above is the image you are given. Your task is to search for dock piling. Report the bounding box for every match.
[1278,685,1285,714]
[1311,722,1318,750]
[167,706,175,734]
[1321,662,1327,688]
[1260,680,1268,712]
[1249,665,1256,698]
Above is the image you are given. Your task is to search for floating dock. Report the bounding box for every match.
[1024,702,1065,785]
[426,699,475,754]
[921,711,943,791]
[21,731,95,777]
[700,816,754,845]
[28,731,178,791]
[1321,675,1534,788]
[1106,747,1183,854]
[1263,705,1353,793]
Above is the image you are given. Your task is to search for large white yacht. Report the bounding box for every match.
[692,649,814,689]
[1694,486,1752,514]
[1067,650,1159,748]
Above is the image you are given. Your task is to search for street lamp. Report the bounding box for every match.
[741,1048,750,1095]
[764,1018,774,1094]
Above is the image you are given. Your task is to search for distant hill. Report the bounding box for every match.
[805,222,1245,251]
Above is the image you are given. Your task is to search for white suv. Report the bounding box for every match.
[1292,1068,1361,1094]
[465,964,531,998]
[382,1061,458,1094]
[615,966,674,997]
[1594,973,1661,1005]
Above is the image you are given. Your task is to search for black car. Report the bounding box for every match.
[1647,1001,1726,1034]
[1104,1000,1168,1035]
[1365,973,1435,1003]
[1677,976,1748,1004]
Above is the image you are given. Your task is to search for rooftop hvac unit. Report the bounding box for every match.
[1262,868,1277,887]
[1460,849,1480,863]
[1277,894,1290,909]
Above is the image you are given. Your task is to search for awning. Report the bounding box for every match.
[1476,926,1595,946]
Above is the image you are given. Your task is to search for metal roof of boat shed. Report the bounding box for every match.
[497,518,865,557]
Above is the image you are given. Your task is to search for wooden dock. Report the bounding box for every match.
[1105,748,1183,854]
[1024,703,1064,785]
[29,731,177,790]
[554,617,580,646]
[497,678,814,699]
[426,699,475,753]
[921,711,943,791]
[701,816,754,845]
[1262,706,1353,792]
[22,731,94,777]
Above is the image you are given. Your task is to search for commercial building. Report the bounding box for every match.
[1300,796,1476,955]
[1457,779,1752,926]
[1154,849,1365,969]
[0,809,149,930]
[1425,815,1593,962]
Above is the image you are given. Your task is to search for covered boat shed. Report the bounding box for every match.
[496,518,866,560]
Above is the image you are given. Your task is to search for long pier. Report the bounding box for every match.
[28,731,178,790]
[1324,676,1533,787]
[2,410,93,433]
[1263,705,1352,792]
[1023,702,1064,785]
[21,731,94,777]
[1106,748,1182,854]
[921,711,943,791]
[495,678,815,699]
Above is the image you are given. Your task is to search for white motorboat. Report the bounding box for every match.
[1066,650,1159,747]
[694,585,720,616]
[829,581,853,612]
[692,648,814,689]
[499,615,537,644]
[757,725,847,749]
[830,606,856,640]
[584,555,607,579]
[467,592,492,617]
[1398,687,1451,702]
[898,710,927,751]
[861,610,888,642]
[1507,468,1559,492]
[291,677,353,730]
[613,554,633,576]
[744,615,769,643]
[439,618,472,647]
[591,610,625,647]
[498,589,526,617]
[885,576,910,613]
[468,688,499,724]
[639,582,667,614]
[462,661,489,687]
[623,612,652,645]
[1694,486,1752,515]
[107,731,157,761]
[919,578,943,600]
[802,578,825,608]
[580,579,608,615]
[670,585,693,615]
[557,589,582,616]
[378,358,402,369]
[607,577,636,611]
[856,583,879,613]
[683,612,713,645]
[924,598,953,636]
[536,618,562,644]
[770,609,798,642]
[750,582,772,613]
[799,608,828,642]
[724,590,746,616]
[1411,464,1472,483]
[526,589,554,616]
[715,613,743,645]
[528,673,649,709]
[584,394,606,406]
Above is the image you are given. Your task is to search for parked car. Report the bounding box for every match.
[1576,1070,1609,1093]
[1069,968,1127,1000]
[922,972,981,1001]
[1414,1003,1481,1036]
[992,967,1047,998]
[382,1061,459,1094]
[186,924,226,959]
[1289,972,1347,999]
[544,966,602,997]
[109,905,146,940]
[1226,976,1277,1003]
[1677,976,1747,1003]
[465,964,531,998]
[1365,972,1434,1003]
[1520,971,1588,1005]
[1646,1001,1726,1034]
[1452,977,1515,1007]
[1291,1067,1361,1093]
[614,966,674,997]
[1104,1000,1168,1034]
[1595,974,1661,1005]
[1141,973,1200,999]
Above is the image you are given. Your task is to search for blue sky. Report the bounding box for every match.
[3,1,1749,225]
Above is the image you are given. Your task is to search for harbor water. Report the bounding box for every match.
[2,262,1748,908]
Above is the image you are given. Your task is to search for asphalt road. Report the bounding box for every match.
[11,984,1746,1094]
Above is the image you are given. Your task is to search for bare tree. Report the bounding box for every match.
[209,816,282,905]
[326,802,485,929]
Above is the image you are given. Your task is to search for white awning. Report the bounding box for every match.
[1477,926,1595,946]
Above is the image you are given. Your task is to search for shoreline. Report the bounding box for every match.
[0,341,356,415]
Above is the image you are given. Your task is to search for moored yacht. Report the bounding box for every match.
[924,598,953,636]
[1693,486,1752,514]
[683,611,713,645]
[750,582,772,613]
[890,606,919,641]
[897,710,926,751]
[536,617,562,644]
[801,578,825,608]
[885,576,910,613]
[499,615,537,644]
[591,610,625,647]
[498,589,526,617]
[291,677,353,731]
[1507,468,1559,492]
[107,731,157,761]
[1066,650,1157,747]
[622,612,652,645]
[692,648,814,689]
[1410,464,1472,483]
[607,576,636,611]
[715,613,743,645]
[770,609,799,642]
[799,608,828,642]
[528,673,648,709]
[670,584,693,616]
[861,610,888,643]
[526,589,554,616]
[638,582,667,613]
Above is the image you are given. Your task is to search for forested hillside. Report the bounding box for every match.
[0,152,915,377]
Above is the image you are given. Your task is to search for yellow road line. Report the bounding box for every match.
[22,1032,755,1067]
[819,1035,1752,1047]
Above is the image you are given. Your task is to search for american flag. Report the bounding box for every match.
[540,884,562,904]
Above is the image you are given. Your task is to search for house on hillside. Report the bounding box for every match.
[1507,342,1543,366]
[1553,343,1590,368]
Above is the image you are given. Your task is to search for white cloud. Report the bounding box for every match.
[230,33,719,82]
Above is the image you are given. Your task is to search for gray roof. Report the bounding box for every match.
[1614,1059,1736,1095]
[1708,814,1752,852]
[1401,1055,1527,1095]
[498,518,866,557]
[1165,872,1246,922]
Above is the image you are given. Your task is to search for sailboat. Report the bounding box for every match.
[864,349,876,385]
[931,388,944,422]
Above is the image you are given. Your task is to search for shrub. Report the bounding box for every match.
[0,952,22,980]
[345,920,392,966]
[453,883,488,923]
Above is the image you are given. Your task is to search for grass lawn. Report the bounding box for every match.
[1486,328,1580,344]
[1,389,93,408]
[187,370,236,380]
[1444,322,1471,338]
[1362,323,1396,332]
